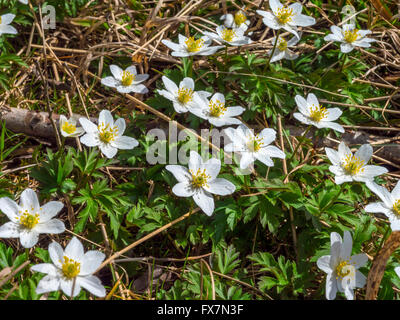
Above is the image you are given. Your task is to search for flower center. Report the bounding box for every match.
[177,88,194,105]
[335,260,354,279]
[121,71,135,86]
[277,37,288,51]
[234,12,247,26]
[98,122,118,144]
[247,134,264,152]
[276,7,294,25]
[61,256,81,279]
[343,29,359,43]
[209,100,227,117]
[309,104,328,122]
[16,209,40,229]
[222,28,236,42]
[190,168,210,188]
[62,121,77,134]
[185,37,204,53]
[342,154,365,176]
[393,199,400,217]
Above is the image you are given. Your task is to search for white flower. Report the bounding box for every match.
[31,237,106,298]
[293,93,344,133]
[269,35,300,63]
[101,65,149,94]
[317,231,368,300]
[256,0,315,39]
[325,141,388,185]
[161,34,224,57]
[224,125,285,170]
[157,76,211,113]
[19,0,28,4]
[0,189,65,248]
[191,92,244,127]
[166,151,235,216]
[365,181,400,231]
[324,24,375,53]
[221,9,250,31]
[0,14,18,36]
[79,110,139,159]
[203,25,252,46]
[59,115,85,138]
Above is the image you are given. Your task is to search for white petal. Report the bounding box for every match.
[335,174,353,185]
[355,165,388,181]
[391,180,400,200]
[165,165,191,182]
[223,106,245,117]
[111,136,139,150]
[294,95,310,116]
[202,158,221,180]
[20,189,40,212]
[1,14,16,25]
[77,275,106,297]
[64,237,84,262]
[338,141,352,159]
[366,181,393,208]
[80,251,106,276]
[270,50,285,63]
[189,151,202,172]
[172,182,194,197]
[0,197,20,222]
[240,152,255,169]
[80,133,99,147]
[34,219,65,234]
[0,25,17,35]
[49,241,64,268]
[31,263,58,275]
[19,230,39,248]
[355,144,373,164]
[260,13,281,30]
[204,178,235,196]
[180,77,194,91]
[324,108,342,121]
[317,121,345,133]
[364,202,391,216]
[263,145,285,159]
[193,190,214,216]
[101,76,119,88]
[255,150,274,167]
[326,273,338,300]
[0,222,20,238]
[161,39,182,51]
[343,283,355,300]
[99,110,114,127]
[269,0,283,13]
[340,231,352,260]
[125,65,137,75]
[100,144,118,159]
[258,128,277,146]
[325,148,340,166]
[350,253,368,269]
[79,118,98,134]
[60,278,81,298]
[291,14,315,27]
[317,255,332,274]
[306,93,319,108]
[355,270,366,288]
[114,118,126,136]
[109,65,123,80]
[35,275,61,295]
[293,112,312,125]
[39,201,64,222]
[340,43,354,53]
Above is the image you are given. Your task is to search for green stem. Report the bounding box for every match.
[339,53,347,73]
[264,29,281,73]
[188,56,193,78]
[288,125,312,162]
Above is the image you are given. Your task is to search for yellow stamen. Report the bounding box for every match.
[277,37,288,51]
[336,260,353,279]
[190,168,210,188]
[98,122,119,144]
[234,12,247,26]
[343,29,359,43]
[309,104,328,122]
[185,37,204,53]
[342,154,365,176]
[177,88,194,105]
[276,7,293,25]
[209,100,227,117]
[247,134,264,152]
[61,256,81,279]
[121,70,135,86]
[221,28,236,42]
[16,209,40,229]
[393,199,400,217]
[62,121,77,135]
